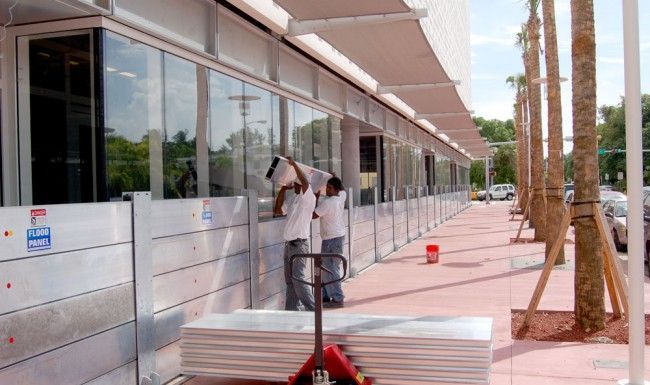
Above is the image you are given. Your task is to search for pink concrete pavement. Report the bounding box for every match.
[187,201,650,385]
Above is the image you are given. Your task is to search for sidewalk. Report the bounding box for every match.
[188,201,650,385]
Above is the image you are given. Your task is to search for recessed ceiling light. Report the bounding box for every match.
[119,71,136,78]
[106,66,117,72]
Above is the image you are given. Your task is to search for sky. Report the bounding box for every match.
[469,0,650,153]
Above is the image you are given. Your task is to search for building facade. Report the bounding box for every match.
[0,0,479,209]
[0,1,483,383]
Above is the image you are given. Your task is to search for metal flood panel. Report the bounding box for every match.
[354,205,375,224]
[258,218,286,248]
[353,249,376,273]
[152,225,249,275]
[180,310,493,384]
[418,197,427,233]
[0,243,133,315]
[184,311,492,346]
[153,252,251,313]
[150,197,248,238]
[376,202,393,231]
[156,340,183,384]
[258,266,285,302]
[0,202,132,262]
[84,362,137,385]
[258,242,285,274]
[154,280,250,349]
[0,322,136,384]
[0,283,134,369]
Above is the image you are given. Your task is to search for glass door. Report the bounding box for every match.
[17,30,97,204]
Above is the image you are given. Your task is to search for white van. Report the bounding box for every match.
[488,184,515,201]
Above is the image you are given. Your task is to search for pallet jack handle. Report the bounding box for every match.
[289,253,347,384]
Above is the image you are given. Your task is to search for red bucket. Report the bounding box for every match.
[426,245,439,264]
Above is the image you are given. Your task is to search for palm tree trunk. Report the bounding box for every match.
[528,13,547,242]
[521,95,531,212]
[514,96,527,209]
[571,0,605,330]
[514,100,523,195]
[542,0,566,264]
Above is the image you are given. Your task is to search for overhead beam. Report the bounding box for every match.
[376,80,460,94]
[453,138,488,143]
[415,110,474,119]
[287,9,427,36]
[435,127,477,133]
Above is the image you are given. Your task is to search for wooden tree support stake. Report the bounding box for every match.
[594,203,629,316]
[522,202,630,328]
[513,189,533,242]
[522,206,572,327]
[510,188,525,220]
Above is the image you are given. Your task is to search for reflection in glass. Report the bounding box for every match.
[163,53,202,199]
[290,102,313,165]
[243,83,279,217]
[104,32,162,200]
[329,115,342,177]
[360,136,378,206]
[28,33,95,204]
[312,109,329,172]
[208,71,245,197]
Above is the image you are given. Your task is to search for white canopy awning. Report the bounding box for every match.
[274,0,490,158]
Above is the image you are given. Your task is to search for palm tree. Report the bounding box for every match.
[571,0,605,330]
[526,0,547,242]
[515,27,534,224]
[542,0,566,264]
[506,74,529,210]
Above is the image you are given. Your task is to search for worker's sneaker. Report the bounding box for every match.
[323,300,344,308]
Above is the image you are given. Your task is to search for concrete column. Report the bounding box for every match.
[341,117,361,206]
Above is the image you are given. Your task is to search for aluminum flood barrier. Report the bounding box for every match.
[0,185,470,385]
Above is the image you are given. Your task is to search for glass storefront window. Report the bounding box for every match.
[289,102,313,166]
[24,32,96,204]
[243,83,279,218]
[329,115,342,178]
[359,136,378,206]
[162,53,203,199]
[104,32,162,200]
[312,109,329,173]
[208,71,245,197]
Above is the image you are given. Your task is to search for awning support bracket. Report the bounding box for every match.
[414,111,474,119]
[377,80,460,94]
[287,9,428,36]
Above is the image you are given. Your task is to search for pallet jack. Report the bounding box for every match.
[287,253,372,385]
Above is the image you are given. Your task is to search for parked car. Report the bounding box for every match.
[487,184,515,201]
[599,190,626,205]
[599,185,615,191]
[564,183,574,202]
[476,190,487,201]
[603,198,628,251]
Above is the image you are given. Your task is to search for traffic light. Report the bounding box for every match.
[598,148,605,155]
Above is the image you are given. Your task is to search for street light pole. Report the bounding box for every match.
[484,156,490,204]
[620,1,646,384]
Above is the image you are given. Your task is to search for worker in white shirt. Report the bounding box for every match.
[313,176,347,308]
[273,157,316,311]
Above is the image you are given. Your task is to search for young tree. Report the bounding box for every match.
[571,0,605,330]
[542,0,566,264]
[526,0,547,242]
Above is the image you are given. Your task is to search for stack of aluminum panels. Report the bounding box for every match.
[180,310,492,385]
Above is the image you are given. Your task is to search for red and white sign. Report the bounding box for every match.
[30,208,47,227]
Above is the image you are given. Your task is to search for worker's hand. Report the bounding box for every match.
[286,156,296,167]
[282,183,294,190]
